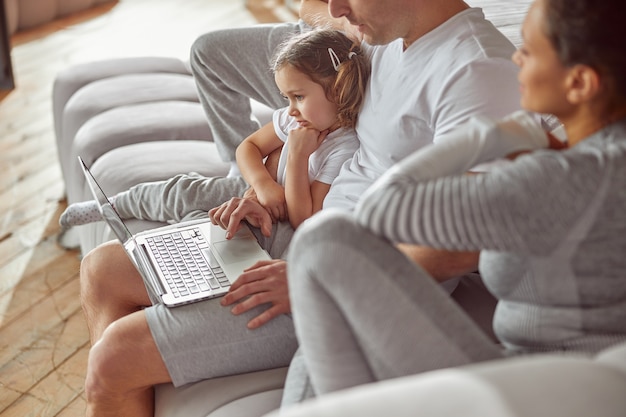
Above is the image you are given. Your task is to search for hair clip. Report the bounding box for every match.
[348,52,357,59]
[328,48,341,71]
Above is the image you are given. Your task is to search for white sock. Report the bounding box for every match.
[227,162,241,178]
[59,196,116,228]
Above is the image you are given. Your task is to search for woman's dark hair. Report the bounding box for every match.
[542,0,626,102]
[271,29,371,128]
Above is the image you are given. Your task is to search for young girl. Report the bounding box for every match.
[60,28,370,235]
[286,0,626,397]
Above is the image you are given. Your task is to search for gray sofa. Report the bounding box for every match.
[52,3,626,416]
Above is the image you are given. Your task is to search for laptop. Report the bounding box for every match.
[78,156,271,307]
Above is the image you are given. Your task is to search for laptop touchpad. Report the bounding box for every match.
[213,239,262,265]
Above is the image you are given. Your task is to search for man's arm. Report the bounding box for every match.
[397,244,480,283]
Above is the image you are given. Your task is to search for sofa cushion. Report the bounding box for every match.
[209,390,283,417]
[66,101,213,203]
[596,342,626,374]
[59,72,203,187]
[53,57,192,143]
[154,367,287,417]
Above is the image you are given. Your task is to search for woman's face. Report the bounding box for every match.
[274,65,339,131]
[512,0,572,117]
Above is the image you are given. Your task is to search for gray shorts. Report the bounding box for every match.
[145,216,298,387]
[146,298,297,387]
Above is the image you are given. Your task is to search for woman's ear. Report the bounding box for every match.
[565,64,601,104]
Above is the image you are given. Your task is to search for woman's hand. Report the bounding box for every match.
[220,259,290,329]
[547,132,568,150]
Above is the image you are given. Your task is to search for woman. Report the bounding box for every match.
[286,0,626,396]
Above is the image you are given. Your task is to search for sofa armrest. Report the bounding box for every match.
[269,348,626,417]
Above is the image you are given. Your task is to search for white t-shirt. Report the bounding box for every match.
[272,107,359,186]
[323,8,521,211]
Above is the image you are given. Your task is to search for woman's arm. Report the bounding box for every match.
[284,126,329,228]
[355,112,552,247]
[359,111,548,203]
[236,122,287,221]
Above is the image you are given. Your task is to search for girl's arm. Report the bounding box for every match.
[284,127,329,229]
[236,122,287,221]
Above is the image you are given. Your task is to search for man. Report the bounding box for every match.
[79,0,520,415]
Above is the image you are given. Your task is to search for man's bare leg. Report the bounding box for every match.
[80,241,152,342]
[80,241,172,416]
[85,310,171,417]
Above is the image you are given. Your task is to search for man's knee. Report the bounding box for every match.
[87,316,162,393]
[189,33,211,67]
[190,29,231,70]
[80,242,124,300]
[85,323,133,401]
[81,243,117,282]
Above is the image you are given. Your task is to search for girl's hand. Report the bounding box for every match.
[253,179,287,222]
[288,127,329,160]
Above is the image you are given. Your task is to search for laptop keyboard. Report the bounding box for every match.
[146,228,229,298]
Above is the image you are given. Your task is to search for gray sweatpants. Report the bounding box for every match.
[190,21,305,163]
[286,211,503,397]
[115,173,295,259]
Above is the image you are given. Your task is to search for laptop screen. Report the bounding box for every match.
[78,156,134,244]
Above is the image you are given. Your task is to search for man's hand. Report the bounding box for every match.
[220,259,290,329]
[209,197,273,239]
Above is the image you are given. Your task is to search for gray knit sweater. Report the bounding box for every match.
[356,118,626,354]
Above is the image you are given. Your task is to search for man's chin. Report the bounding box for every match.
[362,33,395,46]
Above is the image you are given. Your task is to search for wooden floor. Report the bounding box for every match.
[0,1,528,415]
[0,1,291,415]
